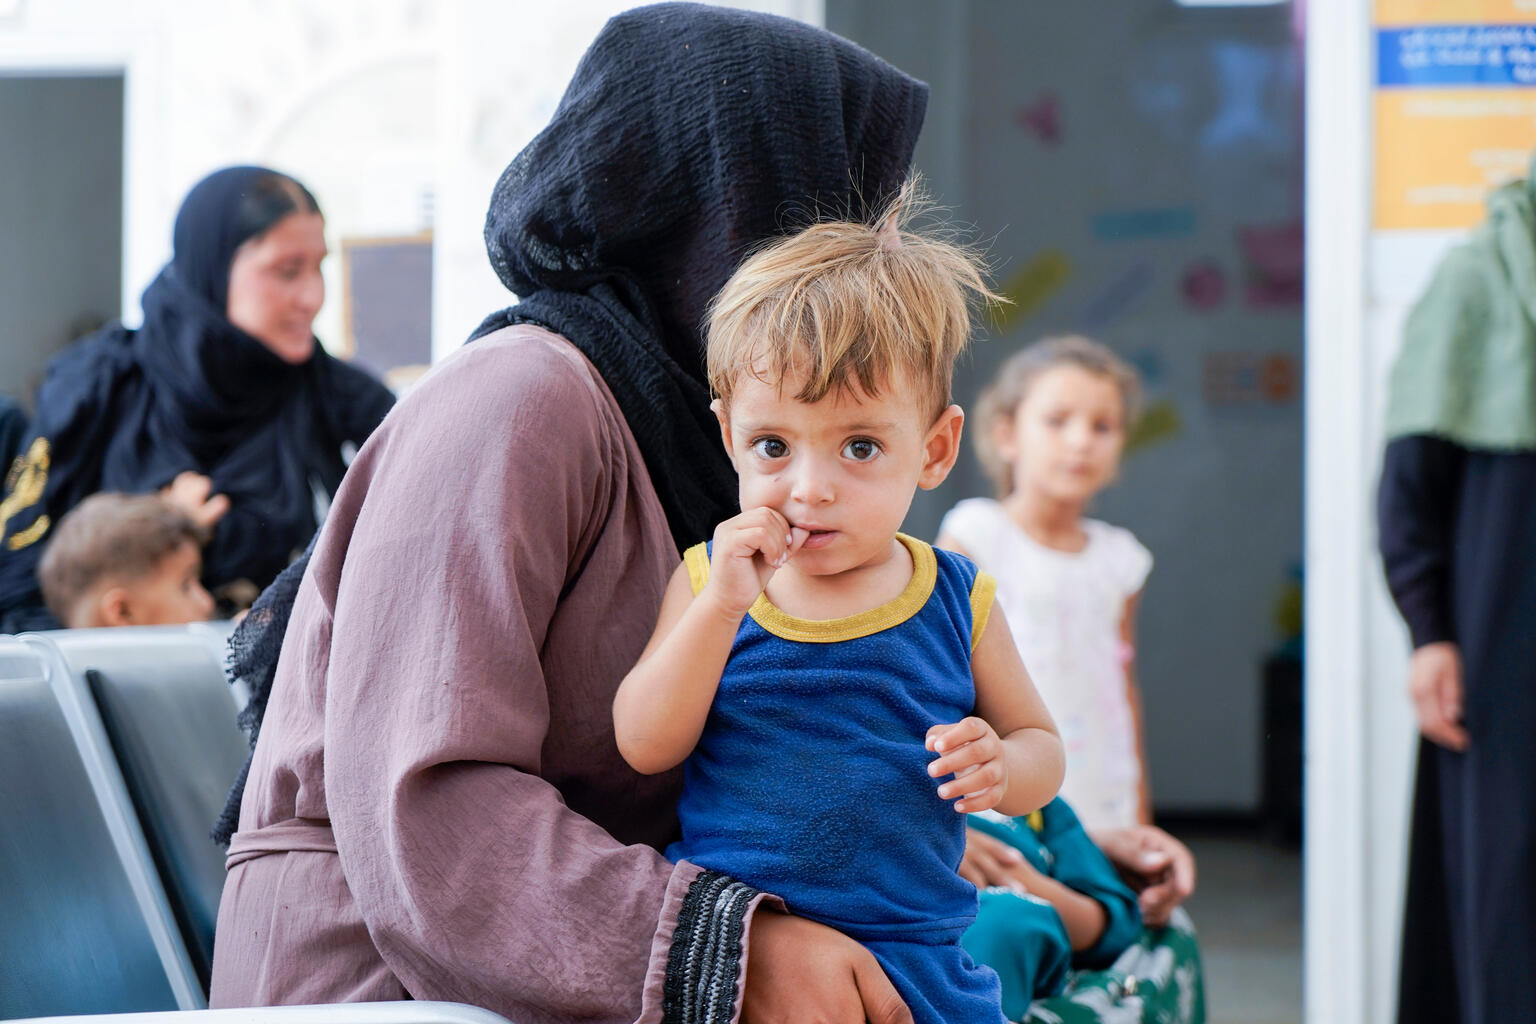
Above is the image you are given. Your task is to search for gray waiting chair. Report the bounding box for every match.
[27,625,247,997]
[11,1002,518,1024]
[0,635,203,1017]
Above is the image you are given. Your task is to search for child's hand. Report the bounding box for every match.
[161,470,230,530]
[705,507,810,618]
[926,717,1008,813]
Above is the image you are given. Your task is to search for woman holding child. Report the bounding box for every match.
[214,8,930,1021]
[0,165,394,633]
[213,5,1193,1021]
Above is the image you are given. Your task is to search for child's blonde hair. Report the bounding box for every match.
[974,335,1142,497]
[707,180,1000,421]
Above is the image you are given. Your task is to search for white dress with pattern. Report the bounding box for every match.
[939,498,1152,830]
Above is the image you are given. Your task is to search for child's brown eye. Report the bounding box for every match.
[843,439,880,461]
[751,437,788,459]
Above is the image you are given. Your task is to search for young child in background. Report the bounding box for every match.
[938,336,1152,831]
[612,189,1065,1024]
[38,492,215,628]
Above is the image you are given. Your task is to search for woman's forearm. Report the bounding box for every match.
[1023,871,1109,952]
[1118,593,1152,825]
[1125,668,1152,825]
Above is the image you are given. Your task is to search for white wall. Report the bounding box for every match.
[1305,3,1456,1021]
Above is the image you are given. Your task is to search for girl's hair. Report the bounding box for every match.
[973,334,1142,497]
[706,178,1002,421]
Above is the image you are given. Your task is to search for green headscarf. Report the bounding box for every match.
[1385,167,1536,450]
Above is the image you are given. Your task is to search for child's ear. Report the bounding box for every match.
[97,586,134,627]
[918,405,965,490]
[710,398,737,468]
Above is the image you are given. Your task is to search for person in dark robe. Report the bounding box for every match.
[1379,158,1536,1024]
[0,166,394,633]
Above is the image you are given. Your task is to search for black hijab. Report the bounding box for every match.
[473,2,928,549]
[0,166,394,630]
[133,167,320,462]
[214,5,926,843]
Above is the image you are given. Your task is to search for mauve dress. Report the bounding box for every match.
[209,325,770,1023]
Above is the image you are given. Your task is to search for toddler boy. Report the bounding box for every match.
[613,187,1064,1024]
[38,492,215,628]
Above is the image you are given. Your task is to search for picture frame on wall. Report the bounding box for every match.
[339,232,433,391]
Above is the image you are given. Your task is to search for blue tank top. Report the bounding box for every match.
[668,534,998,941]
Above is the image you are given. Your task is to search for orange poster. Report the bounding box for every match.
[1374,1,1536,229]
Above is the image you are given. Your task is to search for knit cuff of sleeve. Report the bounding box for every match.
[660,869,778,1024]
[1396,581,1456,649]
[1074,889,1145,970]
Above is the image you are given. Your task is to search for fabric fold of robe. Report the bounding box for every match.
[210,326,779,1024]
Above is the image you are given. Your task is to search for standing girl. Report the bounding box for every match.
[938,335,1151,830]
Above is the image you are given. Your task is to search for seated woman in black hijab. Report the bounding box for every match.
[0,166,394,632]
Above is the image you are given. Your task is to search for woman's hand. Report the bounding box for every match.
[742,910,913,1024]
[1090,824,1196,927]
[160,471,230,530]
[704,507,808,618]
[926,717,1008,813]
[1408,641,1468,751]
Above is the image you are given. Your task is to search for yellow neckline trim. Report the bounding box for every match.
[682,534,937,643]
[740,533,936,643]
[684,543,711,597]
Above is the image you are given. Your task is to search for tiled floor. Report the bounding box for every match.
[1177,828,1302,1024]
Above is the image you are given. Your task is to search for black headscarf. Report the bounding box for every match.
[0,166,394,630]
[473,2,928,549]
[213,5,926,843]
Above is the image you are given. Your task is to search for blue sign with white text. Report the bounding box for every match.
[1378,24,1536,86]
